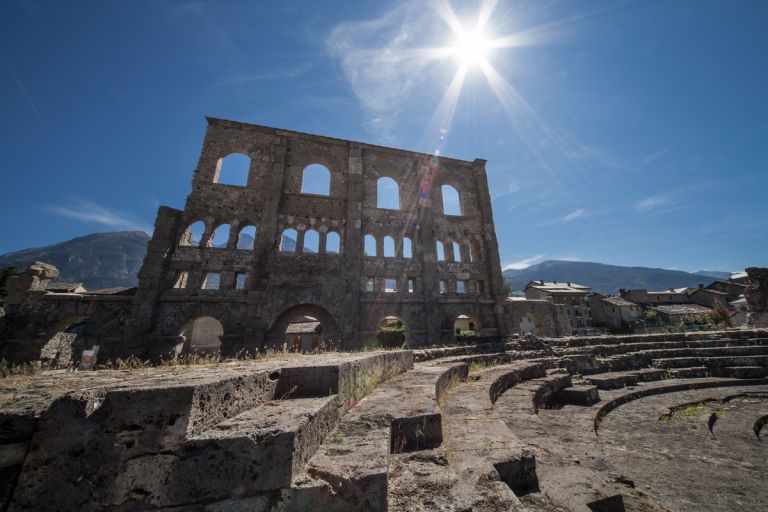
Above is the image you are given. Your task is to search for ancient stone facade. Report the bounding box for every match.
[128,117,508,355]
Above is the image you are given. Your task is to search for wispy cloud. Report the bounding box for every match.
[640,145,672,166]
[327,2,444,141]
[45,200,152,233]
[539,207,587,226]
[503,254,546,270]
[634,195,671,212]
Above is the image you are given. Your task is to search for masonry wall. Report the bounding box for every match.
[130,118,508,354]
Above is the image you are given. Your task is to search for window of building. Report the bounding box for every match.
[439,280,447,294]
[408,278,415,293]
[403,237,412,258]
[237,225,257,250]
[303,229,320,253]
[436,240,445,261]
[180,221,205,247]
[209,224,231,248]
[326,231,341,254]
[202,272,220,290]
[364,234,377,256]
[280,228,298,252]
[383,236,395,257]
[301,163,331,195]
[235,273,247,290]
[366,277,375,292]
[478,280,485,293]
[172,271,189,289]
[452,241,462,262]
[216,153,250,186]
[457,280,466,294]
[441,184,461,215]
[384,279,397,293]
[377,176,400,210]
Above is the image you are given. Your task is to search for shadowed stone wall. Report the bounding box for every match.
[130,118,508,354]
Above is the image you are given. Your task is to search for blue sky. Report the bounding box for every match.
[1,0,766,272]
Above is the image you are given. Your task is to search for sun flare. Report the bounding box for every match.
[452,27,491,68]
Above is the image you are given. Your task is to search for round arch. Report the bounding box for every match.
[376,315,408,348]
[265,304,339,351]
[179,316,224,355]
[453,314,479,341]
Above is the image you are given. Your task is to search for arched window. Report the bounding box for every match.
[303,229,320,253]
[436,240,445,261]
[216,153,250,186]
[280,228,298,252]
[180,221,205,247]
[403,237,412,258]
[326,231,341,254]
[301,164,331,196]
[452,241,462,262]
[441,184,461,216]
[377,177,400,210]
[237,225,257,250]
[383,236,395,257]
[364,234,377,257]
[209,224,231,249]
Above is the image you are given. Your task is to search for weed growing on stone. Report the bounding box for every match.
[0,358,41,378]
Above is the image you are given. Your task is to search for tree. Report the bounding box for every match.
[503,280,512,297]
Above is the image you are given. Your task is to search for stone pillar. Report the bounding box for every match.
[245,136,288,350]
[343,143,364,348]
[129,207,184,336]
[473,159,508,336]
[419,160,439,344]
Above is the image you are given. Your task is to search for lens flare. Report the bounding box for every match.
[452,28,490,67]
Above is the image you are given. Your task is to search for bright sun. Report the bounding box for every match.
[452,28,490,68]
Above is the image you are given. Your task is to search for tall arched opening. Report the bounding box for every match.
[179,316,223,355]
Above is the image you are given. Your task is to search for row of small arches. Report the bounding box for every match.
[278,228,341,254]
[180,222,257,250]
[179,222,341,254]
[214,153,463,215]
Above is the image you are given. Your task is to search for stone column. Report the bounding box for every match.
[473,159,508,336]
[343,143,364,348]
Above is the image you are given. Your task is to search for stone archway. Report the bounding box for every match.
[453,314,478,341]
[41,316,99,368]
[266,304,339,351]
[377,315,408,348]
[179,316,224,355]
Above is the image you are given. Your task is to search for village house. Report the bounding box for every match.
[524,281,592,334]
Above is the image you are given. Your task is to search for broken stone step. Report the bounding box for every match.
[285,363,469,511]
[558,338,768,357]
[667,366,709,378]
[555,385,601,406]
[586,373,639,390]
[127,395,343,504]
[652,355,768,369]
[710,366,766,379]
[631,368,667,381]
[292,420,391,512]
[499,372,573,413]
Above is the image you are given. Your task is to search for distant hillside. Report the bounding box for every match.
[694,270,733,280]
[0,231,150,290]
[504,260,722,295]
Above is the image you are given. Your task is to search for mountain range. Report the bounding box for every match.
[503,260,732,295]
[0,232,736,294]
[0,231,150,290]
